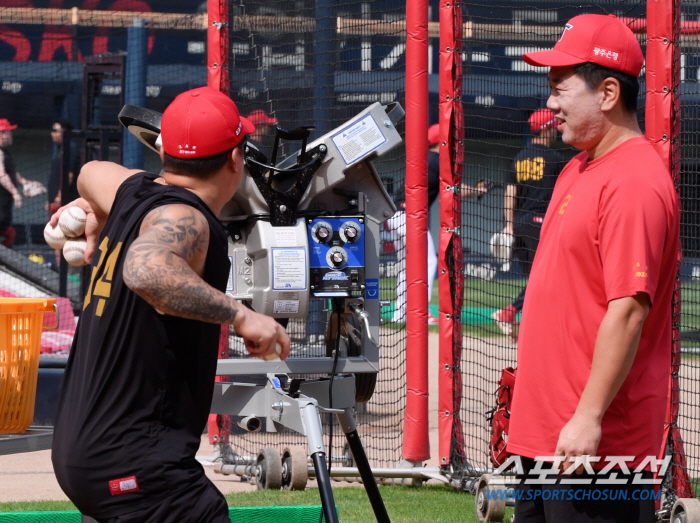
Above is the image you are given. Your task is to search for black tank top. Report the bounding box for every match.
[52,172,230,517]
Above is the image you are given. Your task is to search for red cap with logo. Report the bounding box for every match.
[161,87,255,159]
[428,124,440,146]
[246,110,278,126]
[528,109,558,132]
[0,119,18,132]
[523,14,644,76]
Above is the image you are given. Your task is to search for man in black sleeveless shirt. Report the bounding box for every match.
[492,108,566,339]
[51,87,290,522]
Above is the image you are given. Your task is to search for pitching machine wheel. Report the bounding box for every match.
[326,311,377,402]
[672,498,700,523]
[255,448,283,490]
[281,446,308,491]
[475,474,506,523]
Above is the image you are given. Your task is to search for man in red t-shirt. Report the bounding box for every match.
[506,14,680,523]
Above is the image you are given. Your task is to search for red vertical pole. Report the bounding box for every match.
[437,0,465,467]
[206,0,232,445]
[207,0,225,91]
[402,0,430,462]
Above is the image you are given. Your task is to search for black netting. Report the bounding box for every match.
[0,2,209,318]
[677,0,700,503]
[218,0,408,468]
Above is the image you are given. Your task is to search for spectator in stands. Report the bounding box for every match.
[506,14,679,522]
[389,123,490,324]
[48,118,81,215]
[0,118,36,247]
[491,108,565,339]
[51,87,290,522]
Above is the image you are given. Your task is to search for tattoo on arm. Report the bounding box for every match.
[123,204,239,324]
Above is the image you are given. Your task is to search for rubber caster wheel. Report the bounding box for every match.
[255,448,282,490]
[281,447,308,491]
[672,498,700,523]
[475,474,506,522]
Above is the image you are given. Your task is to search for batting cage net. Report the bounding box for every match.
[0,1,211,351]
[211,0,409,468]
[0,1,410,470]
[443,0,700,506]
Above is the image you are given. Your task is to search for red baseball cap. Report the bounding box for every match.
[523,14,644,76]
[0,119,18,132]
[428,124,440,146]
[161,87,255,159]
[528,109,558,132]
[246,109,278,126]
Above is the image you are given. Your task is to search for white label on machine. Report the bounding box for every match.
[226,255,234,292]
[273,300,300,314]
[275,227,298,247]
[332,114,387,165]
[272,248,307,290]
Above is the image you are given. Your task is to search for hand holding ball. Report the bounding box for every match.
[44,222,67,250]
[259,342,283,361]
[58,206,87,238]
[63,237,88,267]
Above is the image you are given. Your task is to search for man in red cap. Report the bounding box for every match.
[491,108,565,338]
[51,86,290,522]
[505,14,679,522]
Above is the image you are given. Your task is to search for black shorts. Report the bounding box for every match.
[94,473,230,523]
[514,457,656,523]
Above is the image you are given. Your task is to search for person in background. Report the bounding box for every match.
[0,118,44,247]
[48,118,80,215]
[390,123,490,324]
[246,109,278,155]
[491,108,565,339]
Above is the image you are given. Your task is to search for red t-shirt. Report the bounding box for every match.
[507,136,680,468]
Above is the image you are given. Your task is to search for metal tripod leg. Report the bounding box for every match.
[301,401,340,523]
[337,408,391,523]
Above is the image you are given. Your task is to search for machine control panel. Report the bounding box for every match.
[308,217,365,297]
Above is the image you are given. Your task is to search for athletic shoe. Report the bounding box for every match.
[492,305,517,338]
[428,314,439,325]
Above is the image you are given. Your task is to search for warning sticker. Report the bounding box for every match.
[274,300,300,314]
[272,248,307,290]
[275,228,298,247]
[332,114,387,165]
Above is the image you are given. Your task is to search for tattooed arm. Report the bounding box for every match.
[123,203,290,359]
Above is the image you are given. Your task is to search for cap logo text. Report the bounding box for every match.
[593,47,620,62]
[178,144,197,155]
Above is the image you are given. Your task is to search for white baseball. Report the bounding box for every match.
[58,206,87,238]
[44,222,67,250]
[63,237,88,267]
[259,342,283,361]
